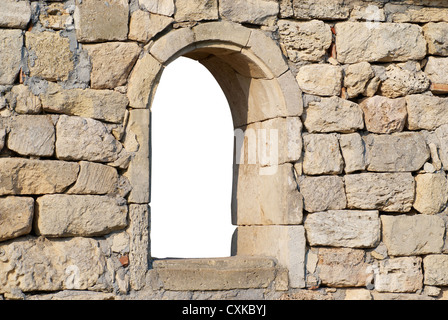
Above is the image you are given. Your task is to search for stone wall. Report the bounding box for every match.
[1,0,448,300]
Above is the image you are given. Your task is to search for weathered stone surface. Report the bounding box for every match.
[0,158,79,196]
[0,236,106,293]
[0,197,34,242]
[363,132,429,172]
[0,29,23,85]
[0,125,5,152]
[379,62,430,98]
[345,173,415,212]
[139,0,174,16]
[360,96,407,134]
[42,83,128,124]
[39,2,72,30]
[68,161,119,195]
[219,0,279,26]
[302,133,343,175]
[304,210,381,248]
[298,175,346,212]
[413,173,448,215]
[423,22,448,56]
[10,84,42,114]
[128,10,173,43]
[406,95,448,130]
[425,56,448,85]
[302,96,364,133]
[385,3,448,23]
[296,64,342,96]
[55,115,123,162]
[174,0,218,22]
[344,62,375,98]
[35,194,128,237]
[375,257,423,293]
[381,215,445,256]
[74,0,129,42]
[317,248,373,287]
[0,0,31,29]
[423,255,448,286]
[339,133,367,173]
[7,115,55,157]
[292,0,350,20]
[436,124,448,170]
[236,225,306,288]
[84,42,141,89]
[277,19,332,62]
[25,31,74,82]
[335,22,427,64]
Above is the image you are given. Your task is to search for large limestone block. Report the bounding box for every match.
[425,56,448,85]
[10,84,42,114]
[375,257,423,293]
[128,10,173,43]
[68,161,119,195]
[84,42,141,89]
[343,62,375,98]
[277,19,332,62]
[296,64,342,96]
[0,29,23,85]
[219,0,279,26]
[302,96,364,133]
[139,0,174,16]
[413,173,448,215]
[74,0,129,42]
[25,31,74,82]
[339,133,367,173]
[0,0,31,29]
[174,0,218,22]
[317,248,373,287]
[385,3,448,23]
[304,210,381,248]
[236,225,306,288]
[381,215,445,256]
[335,22,426,64]
[406,94,448,130]
[35,194,128,237]
[7,115,55,157]
[0,158,79,196]
[292,0,350,20]
[0,237,106,293]
[232,163,303,225]
[41,84,128,124]
[379,62,430,98]
[345,173,415,212]
[302,133,344,175]
[298,175,346,213]
[55,115,123,162]
[360,96,407,134]
[423,22,448,56]
[0,197,34,242]
[423,255,448,286]
[363,132,429,172]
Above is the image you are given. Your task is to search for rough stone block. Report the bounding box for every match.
[35,194,128,237]
[423,22,448,56]
[423,255,448,286]
[174,0,218,22]
[343,61,375,98]
[149,27,195,64]
[84,42,141,89]
[7,115,55,157]
[10,84,42,114]
[413,173,448,215]
[55,115,123,162]
[375,257,423,293]
[0,158,79,196]
[128,10,173,43]
[385,3,448,23]
[363,132,429,172]
[425,56,448,85]
[292,0,350,20]
[0,197,34,242]
[379,62,430,98]
[302,96,364,133]
[381,215,445,256]
[436,124,448,170]
[39,2,72,30]
[360,96,407,134]
[406,94,448,130]
[0,29,23,85]
[302,133,344,175]
[277,19,332,62]
[25,31,74,82]
[74,0,129,42]
[339,133,367,173]
[236,225,306,288]
[219,0,279,26]
[0,0,31,29]
[304,210,381,248]
[68,161,119,195]
[298,175,346,212]
[345,173,415,212]
[139,0,174,16]
[335,22,426,64]
[296,64,342,96]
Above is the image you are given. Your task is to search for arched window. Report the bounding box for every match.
[150,56,236,258]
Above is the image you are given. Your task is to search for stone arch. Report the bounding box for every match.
[126,21,306,289]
